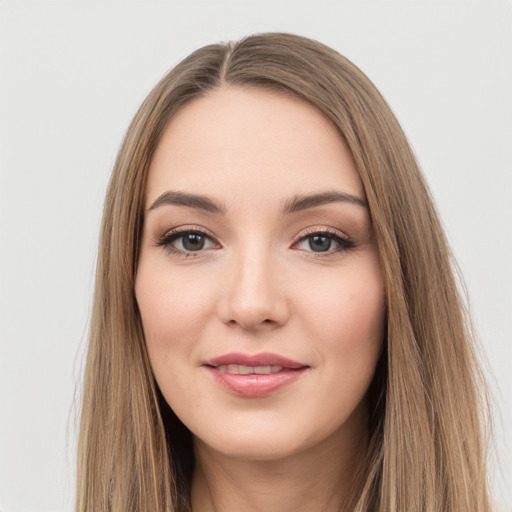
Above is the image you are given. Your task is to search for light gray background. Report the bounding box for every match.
[1,1,511,511]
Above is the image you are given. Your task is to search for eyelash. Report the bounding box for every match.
[293,228,356,257]
[155,226,356,258]
[155,227,219,258]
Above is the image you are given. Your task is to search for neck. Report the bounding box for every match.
[190,418,368,512]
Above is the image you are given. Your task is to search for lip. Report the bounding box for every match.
[202,352,309,398]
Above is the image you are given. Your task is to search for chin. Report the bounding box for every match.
[191,412,355,464]
[195,431,308,462]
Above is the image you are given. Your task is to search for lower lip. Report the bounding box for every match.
[204,367,307,398]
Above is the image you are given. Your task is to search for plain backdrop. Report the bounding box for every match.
[0,1,511,511]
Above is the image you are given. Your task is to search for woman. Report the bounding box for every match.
[76,33,491,511]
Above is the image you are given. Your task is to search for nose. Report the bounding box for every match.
[218,246,290,331]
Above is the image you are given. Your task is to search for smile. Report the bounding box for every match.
[202,353,309,398]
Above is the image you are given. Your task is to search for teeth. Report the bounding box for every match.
[254,365,271,374]
[217,364,284,375]
[239,365,252,375]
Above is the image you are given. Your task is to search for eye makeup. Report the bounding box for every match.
[154,225,220,258]
[292,227,356,256]
[154,224,357,259]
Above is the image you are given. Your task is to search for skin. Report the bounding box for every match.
[135,86,386,511]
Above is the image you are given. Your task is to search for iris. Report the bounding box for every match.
[309,235,332,252]
[182,233,205,251]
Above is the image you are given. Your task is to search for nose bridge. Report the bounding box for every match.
[221,239,288,329]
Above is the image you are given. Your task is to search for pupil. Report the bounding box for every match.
[309,235,331,252]
[183,233,205,251]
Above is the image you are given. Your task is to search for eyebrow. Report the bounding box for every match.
[148,191,226,214]
[147,189,366,215]
[282,191,366,213]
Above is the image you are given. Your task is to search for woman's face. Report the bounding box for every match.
[135,87,385,461]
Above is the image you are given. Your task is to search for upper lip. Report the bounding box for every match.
[203,352,307,369]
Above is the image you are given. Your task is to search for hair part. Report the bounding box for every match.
[76,32,491,511]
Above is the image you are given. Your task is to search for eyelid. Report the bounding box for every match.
[292,226,351,244]
[155,224,219,243]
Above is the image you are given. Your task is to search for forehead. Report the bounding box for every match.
[146,86,364,205]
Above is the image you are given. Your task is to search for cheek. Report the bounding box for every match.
[301,257,384,335]
[296,257,386,379]
[298,266,385,436]
[330,284,384,354]
[134,256,216,362]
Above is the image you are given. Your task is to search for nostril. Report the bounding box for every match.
[259,319,279,329]
[226,317,277,330]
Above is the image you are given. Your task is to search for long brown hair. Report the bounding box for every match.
[76,32,491,511]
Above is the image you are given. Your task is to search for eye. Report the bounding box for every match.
[294,230,356,254]
[156,229,218,256]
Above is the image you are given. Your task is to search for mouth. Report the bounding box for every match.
[202,352,309,398]
[215,364,287,375]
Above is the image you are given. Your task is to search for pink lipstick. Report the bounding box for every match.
[202,352,309,398]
